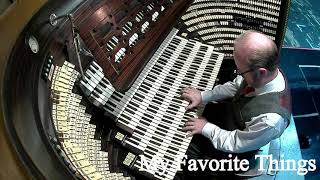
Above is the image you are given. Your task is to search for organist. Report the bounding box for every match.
[179,31,291,178]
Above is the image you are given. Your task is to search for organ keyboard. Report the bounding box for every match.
[4,0,290,179]
[79,28,224,179]
[179,0,290,59]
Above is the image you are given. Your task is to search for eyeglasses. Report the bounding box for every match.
[234,68,256,76]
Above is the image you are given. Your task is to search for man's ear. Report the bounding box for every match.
[258,67,268,77]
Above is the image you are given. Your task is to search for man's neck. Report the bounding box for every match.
[257,69,279,88]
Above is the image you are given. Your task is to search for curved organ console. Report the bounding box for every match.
[2,0,290,180]
[179,0,290,59]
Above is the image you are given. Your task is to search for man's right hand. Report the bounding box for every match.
[181,87,202,110]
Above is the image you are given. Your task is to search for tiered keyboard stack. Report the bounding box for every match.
[51,61,130,180]
[180,0,288,58]
[80,28,224,179]
[79,61,115,108]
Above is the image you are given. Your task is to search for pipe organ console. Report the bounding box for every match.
[2,0,290,179]
[179,0,290,59]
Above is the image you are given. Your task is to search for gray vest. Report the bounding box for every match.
[202,79,291,161]
[230,90,290,131]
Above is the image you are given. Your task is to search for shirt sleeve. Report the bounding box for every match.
[201,75,243,104]
[201,113,287,153]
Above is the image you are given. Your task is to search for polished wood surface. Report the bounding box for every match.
[78,0,192,91]
[0,0,294,179]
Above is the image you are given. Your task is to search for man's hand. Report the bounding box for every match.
[181,87,202,110]
[182,117,208,137]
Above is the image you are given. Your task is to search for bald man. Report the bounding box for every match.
[179,31,291,176]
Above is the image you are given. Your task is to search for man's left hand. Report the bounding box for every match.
[182,117,208,137]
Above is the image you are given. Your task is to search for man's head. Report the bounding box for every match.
[233,31,279,88]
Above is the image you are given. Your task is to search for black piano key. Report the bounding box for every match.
[150,139,162,147]
[127,104,138,111]
[90,62,100,70]
[153,136,164,143]
[168,145,180,152]
[135,91,145,99]
[104,105,114,112]
[153,96,164,103]
[207,61,216,66]
[133,95,144,102]
[179,54,188,59]
[166,149,178,157]
[181,81,191,86]
[164,78,174,84]
[173,61,184,67]
[149,104,159,111]
[185,43,194,48]
[122,113,132,121]
[99,81,107,88]
[160,118,173,125]
[125,107,136,115]
[198,81,208,86]
[136,125,147,133]
[190,64,199,69]
[158,60,167,66]
[148,74,158,80]
[139,119,150,127]
[107,100,117,108]
[146,107,157,114]
[146,145,159,154]
[172,64,183,69]
[162,51,172,57]
[205,65,214,72]
[145,76,156,83]
[150,67,162,75]
[168,44,177,48]
[143,81,153,88]
[163,115,174,121]
[158,88,169,94]
[155,93,165,99]
[160,85,170,91]
[142,114,153,122]
[167,45,176,51]
[163,75,176,82]
[199,45,208,51]
[175,133,185,139]
[154,63,165,70]
[151,98,163,105]
[156,126,168,134]
[172,98,183,104]
[154,128,167,137]
[194,56,202,61]
[131,136,141,145]
[113,91,124,98]
[196,52,205,57]
[168,71,178,77]
[144,153,153,160]
[177,56,186,61]
[140,84,151,91]
[164,155,175,162]
[210,53,218,59]
[138,86,149,94]
[165,109,177,116]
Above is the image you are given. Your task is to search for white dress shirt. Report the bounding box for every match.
[200,69,288,153]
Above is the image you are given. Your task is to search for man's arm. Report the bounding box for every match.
[201,75,243,104]
[196,113,287,153]
[181,75,243,109]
